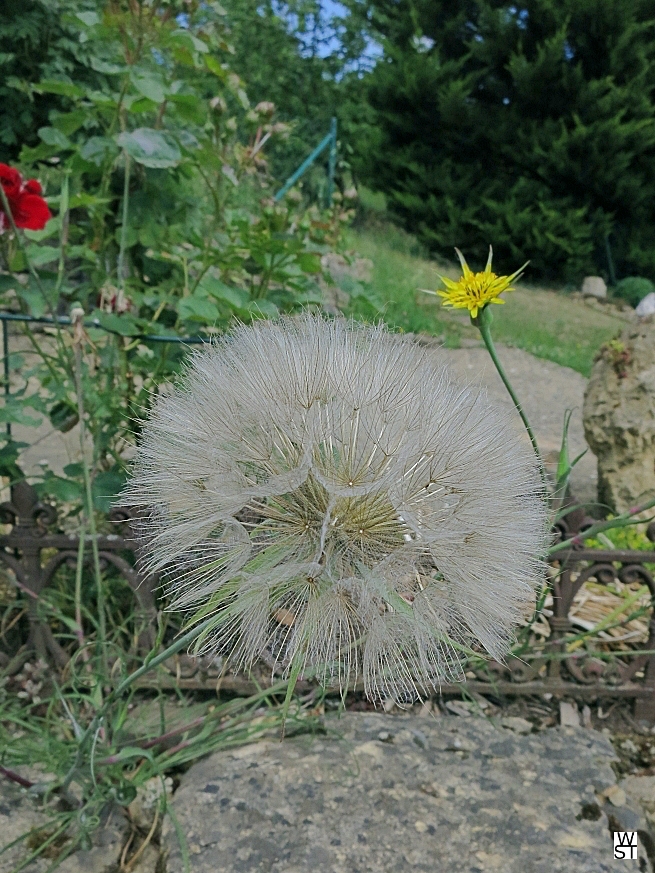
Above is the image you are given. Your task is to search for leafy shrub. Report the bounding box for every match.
[612,276,655,308]
[0,0,372,513]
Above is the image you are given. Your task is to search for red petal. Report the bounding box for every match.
[11,193,52,230]
[24,179,43,196]
[0,164,22,201]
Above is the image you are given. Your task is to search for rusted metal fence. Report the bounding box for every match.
[1,478,654,720]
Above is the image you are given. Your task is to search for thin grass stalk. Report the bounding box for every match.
[55,172,70,296]
[548,497,655,555]
[117,152,131,290]
[71,311,106,677]
[73,522,88,658]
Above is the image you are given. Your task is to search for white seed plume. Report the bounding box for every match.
[120,313,547,701]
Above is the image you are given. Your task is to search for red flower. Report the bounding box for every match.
[11,193,52,230]
[24,179,43,196]
[0,163,51,231]
[0,164,22,201]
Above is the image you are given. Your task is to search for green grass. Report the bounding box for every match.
[348,223,628,376]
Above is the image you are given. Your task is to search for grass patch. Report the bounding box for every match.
[348,224,627,376]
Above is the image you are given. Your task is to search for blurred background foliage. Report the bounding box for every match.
[1,0,655,510]
[4,1,654,286]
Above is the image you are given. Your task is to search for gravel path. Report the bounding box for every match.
[4,332,597,506]
[429,341,596,506]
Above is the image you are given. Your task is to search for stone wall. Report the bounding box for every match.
[583,316,655,512]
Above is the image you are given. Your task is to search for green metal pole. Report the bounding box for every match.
[326,117,337,208]
[274,130,334,202]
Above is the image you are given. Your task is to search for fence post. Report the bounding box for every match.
[274,118,338,203]
[325,117,337,208]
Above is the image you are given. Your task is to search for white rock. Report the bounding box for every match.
[559,701,581,727]
[581,276,607,298]
[635,292,655,316]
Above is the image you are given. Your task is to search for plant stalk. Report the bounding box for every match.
[475,305,548,490]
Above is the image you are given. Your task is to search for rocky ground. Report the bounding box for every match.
[0,331,625,872]
[3,703,655,873]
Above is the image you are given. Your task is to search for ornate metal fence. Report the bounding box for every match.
[1,478,654,720]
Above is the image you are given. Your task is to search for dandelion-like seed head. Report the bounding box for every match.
[120,313,547,701]
[437,247,528,318]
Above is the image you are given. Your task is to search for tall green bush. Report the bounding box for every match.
[0,0,364,511]
[0,0,102,157]
[348,0,655,283]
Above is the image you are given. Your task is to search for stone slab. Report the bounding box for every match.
[162,713,636,873]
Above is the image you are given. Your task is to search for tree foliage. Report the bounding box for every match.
[348,0,655,283]
[0,0,102,158]
[0,0,367,507]
[219,0,374,196]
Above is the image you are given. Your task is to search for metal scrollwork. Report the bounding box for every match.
[1,480,655,720]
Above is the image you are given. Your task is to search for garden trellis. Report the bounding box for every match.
[0,311,212,439]
[274,117,337,206]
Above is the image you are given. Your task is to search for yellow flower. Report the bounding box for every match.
[437,247,528,319]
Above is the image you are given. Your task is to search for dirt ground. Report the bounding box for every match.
[429,340,597,506]
[3,328,597,507]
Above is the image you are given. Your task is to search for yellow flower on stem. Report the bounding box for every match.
[437,247,528,319]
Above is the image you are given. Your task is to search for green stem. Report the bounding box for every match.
[476,306,548,490]
[548,496,655,556]
[71,317,106,677]
[59,614,223,794]
[74,521,87,654]
[117,152,131,290]
[55,172,70,296]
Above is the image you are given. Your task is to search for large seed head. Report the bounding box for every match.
[120,313,548,700]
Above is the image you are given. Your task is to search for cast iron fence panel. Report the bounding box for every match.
[1,479,655,719]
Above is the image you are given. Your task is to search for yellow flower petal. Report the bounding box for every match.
[433,248,528,317]
[454,248,473,281]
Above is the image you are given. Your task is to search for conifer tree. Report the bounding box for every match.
[351,0,655,282]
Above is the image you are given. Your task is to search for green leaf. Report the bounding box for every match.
[177,295,220,323]
[170,29,209,54]
[79,136,119,166]
[0,405,42,427]
[15,286,47,317]
[246,299,279,318]
[25,244,60,267]
[221,164,238,186]
[107,746,154,764]
[93,469,128,513]
[37,476,83,503]
[297,252,322,273]
[8,250,27,272]
[198,276,249,309]
[0,439,27,479]
[130,71,167,104]
[204,56,228,80]
[93,311,142,336]
[0,274,20,294]
[75,10,100,26]
[116,128,181,169]
[51,109,87,136]
[34,79,84,99]
[38,127,71,149]
[90,58,127,75]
